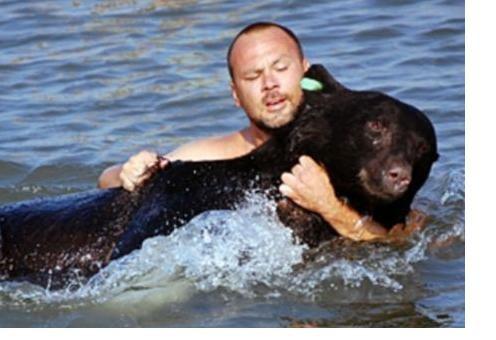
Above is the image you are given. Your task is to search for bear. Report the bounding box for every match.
[0,65,439,287]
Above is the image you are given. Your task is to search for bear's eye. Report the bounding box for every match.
[417,142,429,154]
[365,120,390,147]
[367,120,386,132]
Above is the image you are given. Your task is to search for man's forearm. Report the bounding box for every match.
[98,164,123,189]
[318,200,388,241]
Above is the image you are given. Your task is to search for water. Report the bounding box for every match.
[0,0,464,327]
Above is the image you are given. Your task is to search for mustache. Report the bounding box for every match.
[263,91,286,103]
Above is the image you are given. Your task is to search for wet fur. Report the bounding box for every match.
[0,65,438,287]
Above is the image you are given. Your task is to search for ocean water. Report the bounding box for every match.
[0,0,464,327]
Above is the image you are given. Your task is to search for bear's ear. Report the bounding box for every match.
[304,64,347,94]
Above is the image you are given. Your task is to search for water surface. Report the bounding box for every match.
[0,0,464,327]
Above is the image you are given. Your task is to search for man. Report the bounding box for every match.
[98,22,416,241]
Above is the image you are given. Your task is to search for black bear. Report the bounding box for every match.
[0,65,438,287]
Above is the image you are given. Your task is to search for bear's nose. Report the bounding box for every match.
[384,165,412,194]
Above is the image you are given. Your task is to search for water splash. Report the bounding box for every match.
[440,169,465,206]
[425,168,465,244]
[0,169,465,308]
[149,192,307,297]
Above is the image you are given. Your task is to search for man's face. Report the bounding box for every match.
[229,27,310,131]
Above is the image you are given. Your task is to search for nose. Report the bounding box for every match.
[384,164,412,194]
[262,71,279,91]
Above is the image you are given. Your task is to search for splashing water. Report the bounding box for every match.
[0,170,464,310]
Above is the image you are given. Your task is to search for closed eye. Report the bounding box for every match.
[244,72,261,81]
[273,57,291,72]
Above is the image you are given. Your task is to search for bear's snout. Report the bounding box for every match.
[383,163,412,195]
[358,155,414,202]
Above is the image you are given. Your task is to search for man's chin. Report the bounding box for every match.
[257,109,298,131]
[252,116,293,133]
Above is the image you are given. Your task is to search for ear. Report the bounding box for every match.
[303,58,310,72]
[230,81,241,107]
[304,64,347,94]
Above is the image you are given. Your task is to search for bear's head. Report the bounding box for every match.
[286,65,439,226]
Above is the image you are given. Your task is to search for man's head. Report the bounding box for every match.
[228,22,310,132]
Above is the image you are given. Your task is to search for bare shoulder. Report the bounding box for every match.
[165,132,249,162]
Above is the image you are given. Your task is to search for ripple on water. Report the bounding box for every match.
[0,0,464,326]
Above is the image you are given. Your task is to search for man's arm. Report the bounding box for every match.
[98,144,422,242]
[279,155,423,241]
[97,132,247,190]
[98,164,124,189]
[98,151,168,190]
[97,146,207,190]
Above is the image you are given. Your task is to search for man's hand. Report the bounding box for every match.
[279,155,388,241]
[386,209,427,242]
[279,155,338,217]
[120,150,169,191]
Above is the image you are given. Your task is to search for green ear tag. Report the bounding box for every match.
[300,77,323,91]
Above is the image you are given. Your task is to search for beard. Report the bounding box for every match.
[249,98,303,133]
[249,116,290,133]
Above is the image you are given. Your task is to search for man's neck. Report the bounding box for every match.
[240,124,271,149]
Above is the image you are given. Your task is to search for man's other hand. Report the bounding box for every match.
[120,150,169,191]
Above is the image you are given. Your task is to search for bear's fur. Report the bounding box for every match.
[0,65,438,287]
